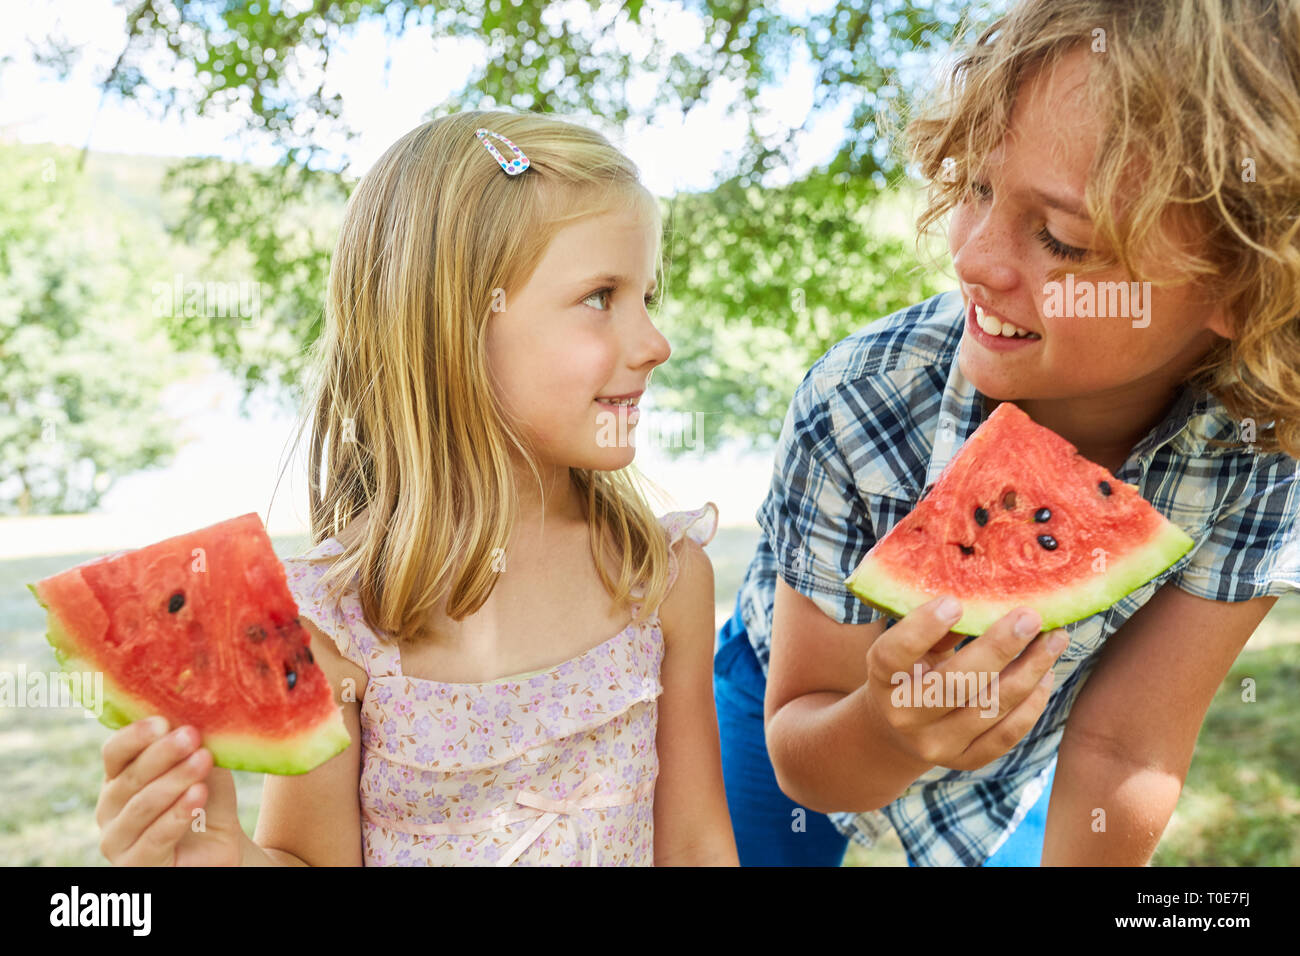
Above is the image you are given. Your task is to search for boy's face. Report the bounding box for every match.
[949,46,1233,409]
[485,199,670,475]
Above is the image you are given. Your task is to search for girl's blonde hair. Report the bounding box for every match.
[899,0,1300,457]
[292,110,672,644]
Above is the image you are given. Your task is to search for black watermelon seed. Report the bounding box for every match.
[167,592,184,613]
[959,543,975,555]
[1001,490,1017,510]
[1034,507,1051,522]
[1099,481,1112,496]
[247,624,267,642]
[1037,534,1058,550]
[285,667,297,691]
[974,506,988,526]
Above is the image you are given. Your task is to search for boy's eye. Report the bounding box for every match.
[1035,226,1088,263]
[967,178,1088,262]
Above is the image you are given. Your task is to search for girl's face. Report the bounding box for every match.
[950,47,1233,414]
[486,199,670,476]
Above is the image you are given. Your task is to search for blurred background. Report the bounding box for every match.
[2,0,1295,866]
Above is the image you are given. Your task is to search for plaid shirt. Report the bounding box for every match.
[736,288,1300,866]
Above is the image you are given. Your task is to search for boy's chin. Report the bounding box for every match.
[957,344,1033,401]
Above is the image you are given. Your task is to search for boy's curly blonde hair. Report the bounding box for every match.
[900,0,1300,458]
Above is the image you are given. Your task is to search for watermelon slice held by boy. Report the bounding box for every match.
[845,401,1195,636]
[27,513,350,775]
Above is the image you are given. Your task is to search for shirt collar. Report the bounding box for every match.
[925,329,1235,491]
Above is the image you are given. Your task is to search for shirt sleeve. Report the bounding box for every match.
[1171,458,1300,602]
[756,362,881,626]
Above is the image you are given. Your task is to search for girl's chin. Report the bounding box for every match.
[580,448,637,473]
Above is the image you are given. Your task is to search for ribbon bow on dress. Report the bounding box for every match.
[364,773,655,866]
[497,773,654,867]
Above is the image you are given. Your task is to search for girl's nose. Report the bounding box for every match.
[634,307,672,371]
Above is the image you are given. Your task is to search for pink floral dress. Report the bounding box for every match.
[280,502,718,866]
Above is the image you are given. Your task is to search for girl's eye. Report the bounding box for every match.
[1035,226,1088,263]
[584,288,662,311]
[583,288,613,311]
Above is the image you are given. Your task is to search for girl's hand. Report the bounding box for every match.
[862,597,1066,772]
[96,716,244,866]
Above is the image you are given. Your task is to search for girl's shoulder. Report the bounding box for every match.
[281,536,390,681]
[645,501,719,627]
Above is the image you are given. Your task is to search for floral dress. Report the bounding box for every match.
[280,502,718,866]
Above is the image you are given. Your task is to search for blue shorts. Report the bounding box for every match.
[713,592,1054,866]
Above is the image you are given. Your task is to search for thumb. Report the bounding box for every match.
[199,765,240,830]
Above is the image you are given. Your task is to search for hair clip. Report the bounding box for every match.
[475,128,530,176]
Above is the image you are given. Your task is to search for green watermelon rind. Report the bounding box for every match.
[27,581,351,776]
[843,521,1195,636]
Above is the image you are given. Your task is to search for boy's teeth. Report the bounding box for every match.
[974,303,1038,339]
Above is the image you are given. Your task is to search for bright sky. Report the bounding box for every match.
[0,0,876,538]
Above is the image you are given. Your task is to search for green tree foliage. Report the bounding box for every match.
[50,0,999,453]
[0,145,202,515]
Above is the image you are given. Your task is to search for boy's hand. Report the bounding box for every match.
[96,716,244,866]
[863,596,1067,772]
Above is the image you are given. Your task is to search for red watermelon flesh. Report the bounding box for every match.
[27,513,350,775]
[845,401,1195,636]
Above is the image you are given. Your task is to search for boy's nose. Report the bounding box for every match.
[953,221,1019,296]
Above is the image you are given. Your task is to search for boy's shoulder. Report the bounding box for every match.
[805,289,963,393]
[783,291,966,501]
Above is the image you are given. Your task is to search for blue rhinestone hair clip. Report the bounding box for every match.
[475,128,530,176]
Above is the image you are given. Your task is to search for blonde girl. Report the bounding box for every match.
[95,111,738,867]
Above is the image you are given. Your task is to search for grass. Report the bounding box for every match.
[3,528,1296,865]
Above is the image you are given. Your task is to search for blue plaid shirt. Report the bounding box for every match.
[735,288,1300,866]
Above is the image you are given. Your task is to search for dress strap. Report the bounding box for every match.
[628,502,719,620]
[662,501,719,592]
[282,539,403,680]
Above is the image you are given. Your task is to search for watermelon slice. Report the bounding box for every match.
[27,513,350,775]
[844,401,1195,636]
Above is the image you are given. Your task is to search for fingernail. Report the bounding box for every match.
[937,597,961,622]
[1047,629,1068,654]
[148,716,169,737]
[1014,611,1040,638]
